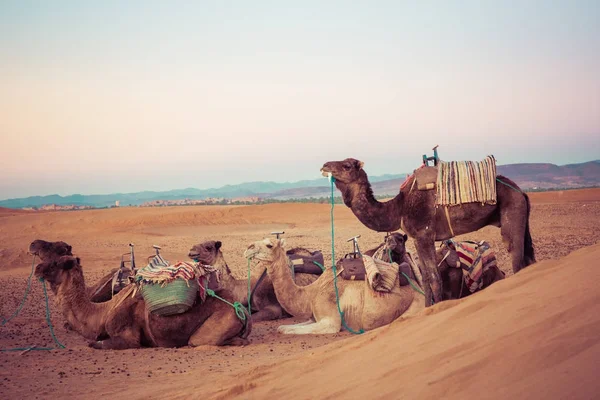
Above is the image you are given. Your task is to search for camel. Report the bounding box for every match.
[29,239,125,303]
[243,238,424,334]
[435,242,505,300]
[188,240,318,322]
[364,232,424,289]
[321,158,535,306]
[34,255,251,349]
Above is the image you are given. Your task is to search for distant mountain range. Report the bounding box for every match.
[1,161,598,209]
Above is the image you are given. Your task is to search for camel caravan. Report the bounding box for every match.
[28,150,534,349]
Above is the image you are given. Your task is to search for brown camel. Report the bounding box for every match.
[35,255,251,349]
[29,239,124,303]
[321,158,535,305]
[244,238,424,334]
[435,242,505,300]
[188,240,318,322]
[364,232,424,289]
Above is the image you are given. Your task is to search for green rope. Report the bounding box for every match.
[40,278,65,349]
[329,176,364,335]
[246,258,252,316]
[496,177,522,193]
[203,286,248,322]
[1,256,66,352]
[312,261,326,272]
[387,249,426,296]
[1,255,36,326]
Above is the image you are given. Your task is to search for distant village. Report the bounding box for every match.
[21,196,265,211]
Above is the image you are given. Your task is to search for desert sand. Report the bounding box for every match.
[1,188,599,399]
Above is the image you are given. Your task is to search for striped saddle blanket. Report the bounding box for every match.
[444,240,498,293]
[436,155,497,206]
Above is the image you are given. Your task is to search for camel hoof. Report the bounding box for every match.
[88,341,102,350]
[277,325,291,334]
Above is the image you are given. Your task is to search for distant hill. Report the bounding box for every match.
[1,160,598,209]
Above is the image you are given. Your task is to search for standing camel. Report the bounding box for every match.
[321,158,535,306]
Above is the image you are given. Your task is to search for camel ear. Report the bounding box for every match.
[215,241,222,250]
[67,245,72,253]
[403,234,408,242]
[354,159,364,169]
[62,257,79,270]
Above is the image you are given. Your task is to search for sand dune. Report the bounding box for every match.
[0,189,599,399]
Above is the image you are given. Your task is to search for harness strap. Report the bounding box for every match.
[444,206,455,237]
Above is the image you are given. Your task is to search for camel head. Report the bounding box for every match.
[244,238,286,262]
[321,158,364,184]
[384,232,408,256]
[188,240,231,274]
[188,240,222,264]
[29,239,73,261]
[35,255,80,286]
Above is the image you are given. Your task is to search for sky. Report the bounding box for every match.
[0,0,599,199]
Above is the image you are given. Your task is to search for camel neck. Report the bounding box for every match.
[264,248,313,319]
[336,171,404,232]
[57,270,110,337]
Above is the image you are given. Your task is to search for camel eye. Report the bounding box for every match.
[343,164,351,170]
[206,246,213,251]
[266,244,273,249]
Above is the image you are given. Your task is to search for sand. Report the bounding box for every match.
[1,188,599,399]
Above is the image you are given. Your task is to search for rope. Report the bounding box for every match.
[247,257,252,316]
[1,255,36,326]
[312,261,326,272]
[1,255,65,352]
[329,176,364,335]
[202,286,248,322]
[496,177,523,194]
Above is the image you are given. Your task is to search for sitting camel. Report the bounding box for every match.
[35,255,251,349]
[243,238,425,334]
[188,240,318,322]
[435,241,505,300]
[29,239,126,303]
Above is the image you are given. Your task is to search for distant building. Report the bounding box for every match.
[115,200,120,207]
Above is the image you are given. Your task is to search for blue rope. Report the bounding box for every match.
[329,176,364,335]
[1,256,36,326]
[496,177,523,193]
[1,256,66,352]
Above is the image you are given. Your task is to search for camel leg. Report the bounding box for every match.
[414,237,443,306]
[188,310,246,347]
[90,327,141,350]
[250,304,286,323]
[277,318,340,335]
[500,213,526,274]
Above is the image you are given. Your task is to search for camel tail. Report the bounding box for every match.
[523,192,536,266]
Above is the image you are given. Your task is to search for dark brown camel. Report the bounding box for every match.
[435,242,505,300]
[321,158,535,306]
[35,255,251,349]
[29,239,124,303]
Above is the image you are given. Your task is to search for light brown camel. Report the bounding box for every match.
[188,240,318,322]
[35,255,251,349]
[243,238,424,334]
[29,239,128,303]
[321,158,535,306]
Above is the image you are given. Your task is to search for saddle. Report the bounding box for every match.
[414,165,438,191]
[337,253,415,286]
[287,249,325,275]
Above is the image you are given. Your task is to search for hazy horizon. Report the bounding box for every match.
[1,1,599,200]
